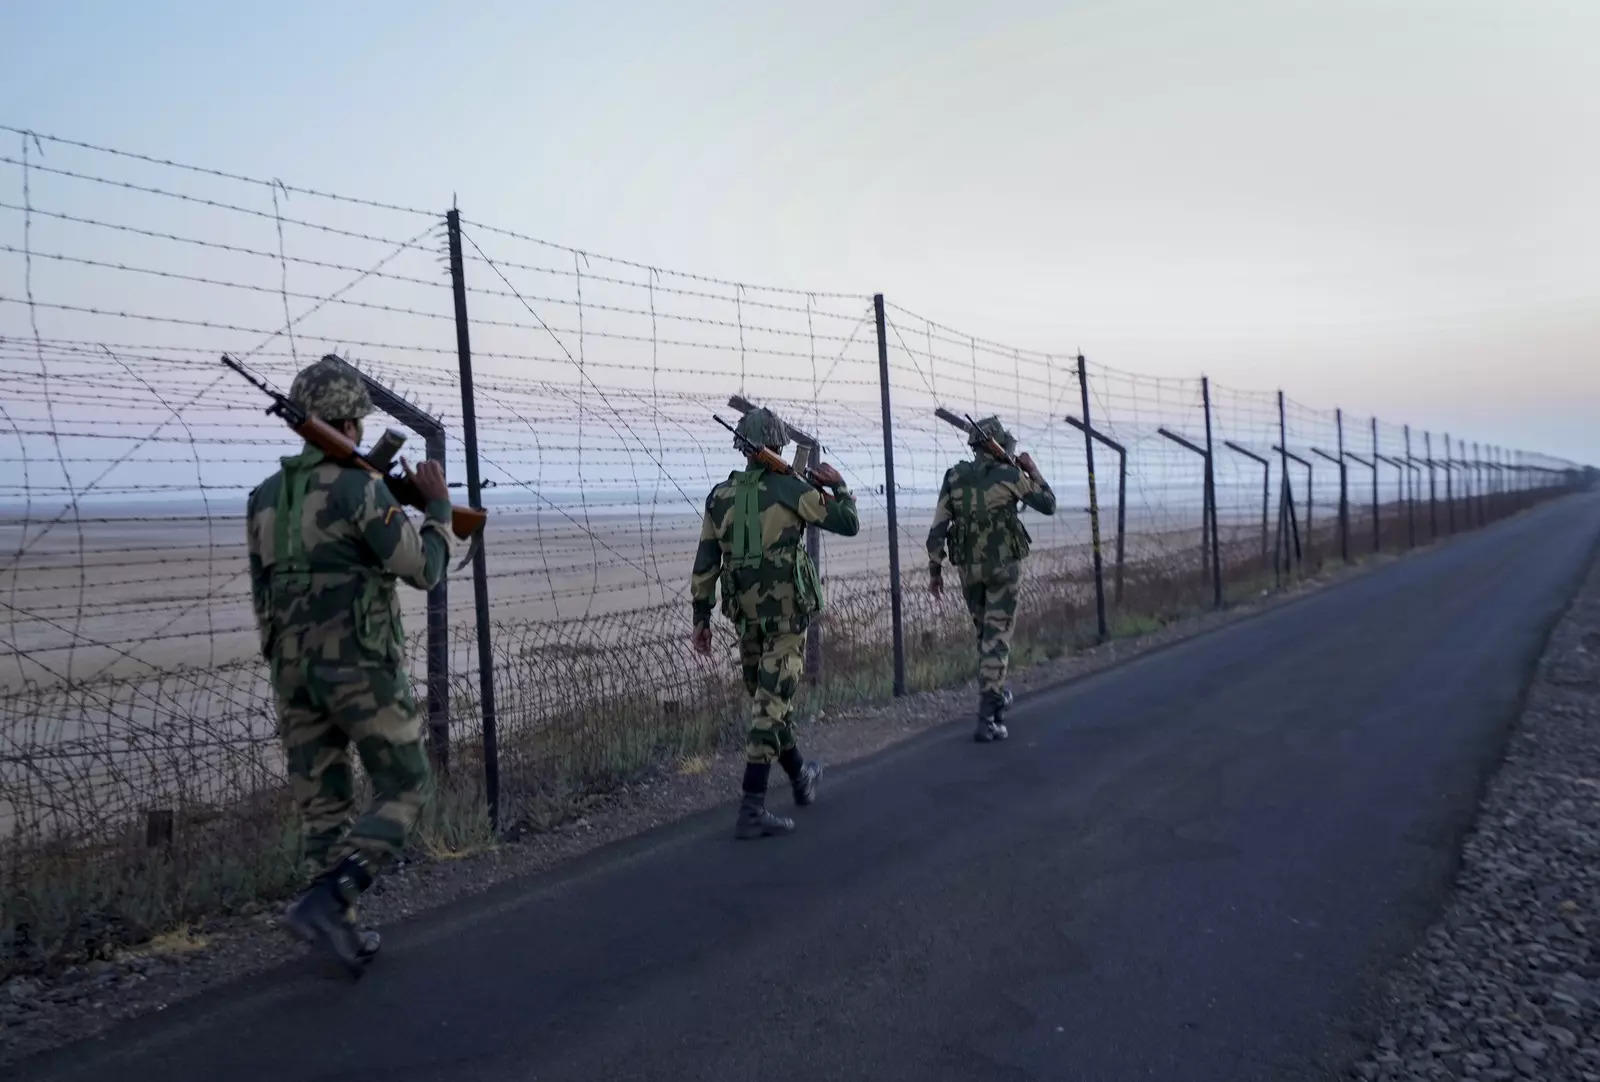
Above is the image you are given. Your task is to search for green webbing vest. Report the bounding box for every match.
[719,468,825,628]
[946,458,1028,565]
[268,446,396,668]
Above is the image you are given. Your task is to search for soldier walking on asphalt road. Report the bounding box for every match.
[690,407,859,839]
[926,415,1057,742]
[246,355,453,975]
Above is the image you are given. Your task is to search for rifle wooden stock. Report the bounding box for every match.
[751,445,799,479]
[299,410,485,541]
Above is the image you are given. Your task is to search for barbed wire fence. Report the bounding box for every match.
[0,125,1587,970]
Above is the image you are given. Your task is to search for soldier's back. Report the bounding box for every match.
[248,456,401,666]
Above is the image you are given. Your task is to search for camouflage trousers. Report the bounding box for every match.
[957,561,1023,696]
[738,626,806,765]
[272,657,431,881]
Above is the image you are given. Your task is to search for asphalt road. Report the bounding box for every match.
[22,493,1600,1082]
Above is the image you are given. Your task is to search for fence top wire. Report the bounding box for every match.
[461,217,868,302]
[3,122,869,305]
[882,300,1063,369]
[1,123,440,218]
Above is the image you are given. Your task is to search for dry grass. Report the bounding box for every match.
[0,492,1566,976]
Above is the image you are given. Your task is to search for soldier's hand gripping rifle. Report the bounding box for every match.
[714,414,828,493]
[223,356,489,562]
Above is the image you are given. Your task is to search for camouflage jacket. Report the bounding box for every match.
[246,445,452,668]
[691,467,860,633]
[926,452,1056,572]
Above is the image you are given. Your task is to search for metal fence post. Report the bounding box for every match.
[804,526,823,679]
[1335,408,1349,562]
[1277,391,1300,571]
[1225,441,1271,572]
[1114,436,1127,605]
[358,373,452,772]
[1475,442,1485,524]
[1078,355,1109,637]
[872,294,907,696]
[424,427,450,767]
[1156,425,1217,586]
[1443,433,1455,533]
[1403,424,1416,548]
[1370,417,1380,551]
[1201,377,1222,607]
[1425,432,1437,539]
[446,207,500,828]
[1065,414,1126,605]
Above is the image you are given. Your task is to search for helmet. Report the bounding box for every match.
[289,354,373,422]
[735,407,789,452]
[968,415,1016,455]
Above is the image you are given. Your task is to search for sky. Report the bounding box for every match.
[3,0,1597,464]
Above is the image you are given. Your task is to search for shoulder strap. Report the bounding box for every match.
[273,459,318,575]
[728,469,764,568]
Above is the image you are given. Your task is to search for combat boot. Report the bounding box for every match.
[974,687,1014,743]
[791,760,823,806]
[284,877,367,977]
[973,708,999,743]
[735,792,796,839]
[779,747,823,807]
[346,907,382,961]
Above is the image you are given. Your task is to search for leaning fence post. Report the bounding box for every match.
[1276,391,1301,572]
[358,372,452,772]
[1225,440,1270,574]
[1424,431,1438,539]
[1444,433,1455,533]
[1064,414,1126,605]
[1156,424,1215,592]
[872,294,907,696]
[1201,377,1222,607]
[804,527,823,680]
[446,207,500,828]
[1077,356,1109,638]
[1370,417,1381,551]
[1404,425,1416,547]
[425,427,451,766]
[1335,408,1349,562]
[1115,437,1127,604]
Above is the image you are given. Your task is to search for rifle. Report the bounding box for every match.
[933,407,1021,469]
[714,414,826,492]
[222,355,489,546]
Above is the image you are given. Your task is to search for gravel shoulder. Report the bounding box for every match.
[1353,549,1600,1081]
[0,541,1454,1067]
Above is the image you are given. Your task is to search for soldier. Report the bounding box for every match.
[690,408,859,839]
[926,415,1056,742]
[246,355,452,974]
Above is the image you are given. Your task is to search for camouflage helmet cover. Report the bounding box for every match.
[735,407,790,452]
[969,415,1016,455]
[289,354,373,422]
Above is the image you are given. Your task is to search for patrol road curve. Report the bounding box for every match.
[18,493,1600,1082]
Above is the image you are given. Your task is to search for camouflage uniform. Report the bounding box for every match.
[691,408,859,838]
[926,416,1056,741]
[246,355,451,971]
